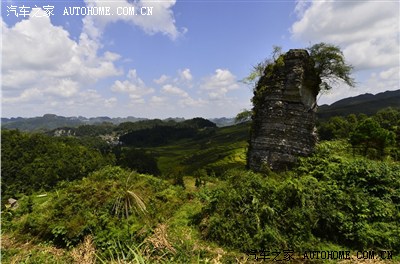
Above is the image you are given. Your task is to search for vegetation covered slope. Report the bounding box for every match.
[1,108,399,263]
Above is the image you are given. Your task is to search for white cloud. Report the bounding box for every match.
[84,0,184,40]
[200,69,240,100]
[160,83,206,108]
[291,0,399,103]
[291,1,399,70]
[150,96,167,104]
[105,97,118,108]
[153,68,244,111]
[2,9,122,116]
[154,74,170,84]
[179,97,207,107]
[111,69,154,103]
[179,68,193,82]
[320,66,400,105]
[162,84,189,98]
[2,88,42,104]
[379,66,399,80]
[49,79,80,98]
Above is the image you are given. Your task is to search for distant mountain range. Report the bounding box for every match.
[1,114,148,131]
[1,113,234,131]
[2,90,399,131]
[317,89,400,120]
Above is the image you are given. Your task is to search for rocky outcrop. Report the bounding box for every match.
[248,49,320,171]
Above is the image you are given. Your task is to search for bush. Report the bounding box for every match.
[194,170,320,251]
[1,130,113,199]
[9,166,185,252]
[195,150,400,252]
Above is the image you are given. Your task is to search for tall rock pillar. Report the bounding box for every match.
[247,49,320,171]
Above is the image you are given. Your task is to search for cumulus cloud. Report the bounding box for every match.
[84,0,184,40]
[291,0,399,103]
[162,84,189,97]
[154,68,243,109]
[200,69,240,100]
[131,67,248,118]
[2,9,122,116]
[320,66,400,105]
[179,97,207,107]
[111,69,155,103]
[161,83,206,107]
[179,68,193,82]
[291,0,399,70]
[154,74,170,84]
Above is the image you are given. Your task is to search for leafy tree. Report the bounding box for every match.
[307,42,355,91]
[349,118,396,157]
[235,109,252,123]
[373,107,400,148]
[318,115,358,140]
[373,107,400,130]
[1,130,113,199]
[116,147,161,176]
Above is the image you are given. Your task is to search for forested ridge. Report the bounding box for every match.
[1,108,399,263]
[2,89,399,133]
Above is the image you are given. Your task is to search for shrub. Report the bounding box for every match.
[196,151,400,252]
[9,166,185,252]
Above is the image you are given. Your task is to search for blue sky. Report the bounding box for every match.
[1,0,399,118]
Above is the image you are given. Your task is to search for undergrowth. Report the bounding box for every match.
[2,141,399,263]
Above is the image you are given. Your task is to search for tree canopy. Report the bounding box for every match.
[244,42,355,93]
[307,42,355,91]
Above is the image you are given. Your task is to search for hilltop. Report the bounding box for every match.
[318,90,400,120]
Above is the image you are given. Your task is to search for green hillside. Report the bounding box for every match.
[149,122,249,175]
[2,108,399,263]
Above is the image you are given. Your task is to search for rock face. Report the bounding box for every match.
[248,49,320,171]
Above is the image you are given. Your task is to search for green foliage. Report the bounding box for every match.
[235,109,252,124]
[242,45,283,86]
[6,166,185,251]
[350,118,396,158]
[318,109,399,160]
[181,117,217,129]
[374,107,400,131]
[196,145,400,252]
[118,118,216,148]
[318,115,358,140]
[116,147,161,176]
[3,110,400,262]
[1,130,113,199]
[96,240,148,264]
[149,122,249,176]
[307,42,355,91]
[245,42,354,96]
[195,170,318,251]
[112,173,148,220]
[297,146,400,250]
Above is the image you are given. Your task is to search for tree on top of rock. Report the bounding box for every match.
[243,42,355,95]
[307,42,355,92]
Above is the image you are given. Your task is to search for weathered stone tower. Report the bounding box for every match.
[248,49,320,171]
